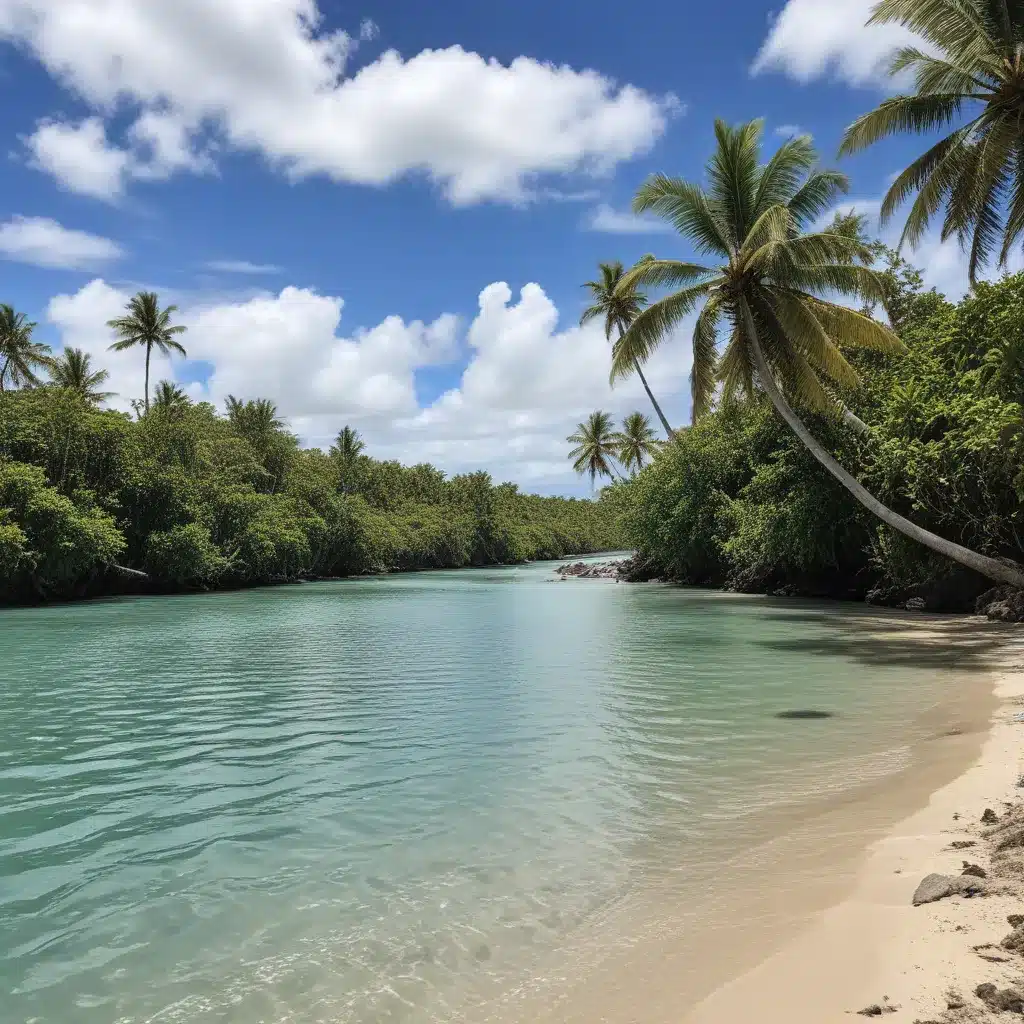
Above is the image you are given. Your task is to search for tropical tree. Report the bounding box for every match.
[225,396,284,442]
[48,348,113,405]
[107,292,187,413]
[149,380,189,419]
[613,118,1024,587]
[616,412,660,473]
[581,261,675,437]
[840,0,1024,284]
[567,410,623,489]
[0,306,50,392]
[332,425,366,462]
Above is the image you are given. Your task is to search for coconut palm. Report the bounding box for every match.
[49,348,114,404]
[332,425,366,462]
[567,410,623,488]
[614,118,1024,587]
[0,305,50,392]
[225,396,284,443]
[615,412,660,473]
[107,292,187,413]
[149,380,190,420]
[581,262,675,436]
[840,0,1024,284]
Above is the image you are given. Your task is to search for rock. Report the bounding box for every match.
[555,560,623,580]
[961,862,988,878]
[912,873,988,906]
[951,840,976,849]
[1001,923,1024,954]
[905,596,926,611]
[975,983,1024,1013]
[946,990,966,1010]
[857,1004,896,1017]
[1009,915,1024,928]
[976,585,1024,622]
[983,808,1000,825]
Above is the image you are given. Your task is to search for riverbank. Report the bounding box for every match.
[686,629,1024,1024]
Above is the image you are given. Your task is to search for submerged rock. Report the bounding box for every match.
[775,709,834,720]
[911,873,988,906]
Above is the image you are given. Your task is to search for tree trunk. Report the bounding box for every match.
[0,357,7,392]
[739,298,1024,589]
[841,407,870,437]
[144,344,151,414]
[634,359,675,438]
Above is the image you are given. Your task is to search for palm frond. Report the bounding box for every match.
[633,175,734,256]
[839,94,967,155]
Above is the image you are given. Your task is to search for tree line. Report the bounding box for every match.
[0,292,619,603]
[568,0,1024,606]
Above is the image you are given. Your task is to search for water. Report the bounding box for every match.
[0,559,988,1023]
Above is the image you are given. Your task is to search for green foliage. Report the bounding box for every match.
[0,385,620,603]
[621,261,1024,606]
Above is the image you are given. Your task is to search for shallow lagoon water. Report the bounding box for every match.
[0,558,989,1022]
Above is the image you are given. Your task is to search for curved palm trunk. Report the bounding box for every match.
[634,359,675,438]
[739,300,1024,589]
[144,344,151,414]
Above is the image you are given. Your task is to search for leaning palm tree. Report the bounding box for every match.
[0,305,50,392]
[107,292,187,413]
[49,348,114,404]
[614,118,1024,587]
[567,410,623,489]
[581,262,675,437]
[615,412,660,473]
[840,0,1024,283]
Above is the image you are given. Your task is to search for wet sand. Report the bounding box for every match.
[482,613,1020,1024]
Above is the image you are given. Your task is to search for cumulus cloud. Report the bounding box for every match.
[1,0,676,204]
[0,215,124,270]
[751,0,920,87]
[584,203,674,235]
[43,277,693,489]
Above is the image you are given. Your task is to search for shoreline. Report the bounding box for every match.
[686,628,1024,1024]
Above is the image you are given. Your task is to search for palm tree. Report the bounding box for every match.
[839,0,1024,284]
[49,348,114,404]
[332,425,366,462]
[0,305,50,392]
[107,292,187,413]
[581,262,675,437]
[616,412,660,473]
[613,118,1024,588]
[150,380,189,418]
[567,410,623,489]
[225,396,284,443]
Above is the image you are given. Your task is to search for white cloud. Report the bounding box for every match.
[2,0,676,204]
[751,0,919,87]
[44,277,693,489]
[585,203,674,235]
[774,123,804,137]
[0,215,124,270]
[205,260,283,275]
[25,118,132,200]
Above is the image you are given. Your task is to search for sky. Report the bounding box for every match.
[0,0,989,493]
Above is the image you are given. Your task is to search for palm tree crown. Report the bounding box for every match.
[581,262,675,437]
[225,396,284,443]
[333,425,366,462]
[615,412,660,472]
[49,348,113,404]
[614,119,902,421]
[840,0,1024,283]
[567,410,622,487]
[107,292,187,413]
[0,305,51,392]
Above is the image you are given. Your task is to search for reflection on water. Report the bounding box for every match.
[0,561,994,1023]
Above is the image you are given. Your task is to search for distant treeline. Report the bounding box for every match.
[0,390,621,604]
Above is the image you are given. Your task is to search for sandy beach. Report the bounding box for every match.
[687,625,1024,1024]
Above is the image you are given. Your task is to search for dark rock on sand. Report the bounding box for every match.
[976,585,1024,622]
[982,808,1000,825]
[961,862,988,878]
[911,873,988,906]
[950,840,977,850]
[976,983,1024,1013]
[1001,923,1024,954]
[1009,915,1024,928]
[856,1002,897,1017]
[775,710,834,720]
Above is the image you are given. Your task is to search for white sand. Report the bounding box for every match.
[687,634,1024,1024]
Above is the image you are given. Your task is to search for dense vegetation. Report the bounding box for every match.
[612,255,1024,610]
[0,388,620,604]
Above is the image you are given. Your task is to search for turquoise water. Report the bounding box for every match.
[0,560,976,1022]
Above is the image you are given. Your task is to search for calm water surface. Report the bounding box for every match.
[0,559,978,1022]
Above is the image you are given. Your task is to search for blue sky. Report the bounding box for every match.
[0,0,976,492]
